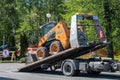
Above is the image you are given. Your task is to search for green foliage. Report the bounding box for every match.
[15,0,66,45]
[0,0,19,48]
[0,0,120,58]
[63,0,120,58]
[0,0,66,51]
[20,33,28,58]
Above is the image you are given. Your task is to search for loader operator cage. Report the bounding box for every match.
[40,21,57,37]
[76,13,106,44]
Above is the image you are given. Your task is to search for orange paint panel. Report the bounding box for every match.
[53,22,70,49]
[38,22,70,51]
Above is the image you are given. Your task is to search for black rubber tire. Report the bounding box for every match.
[62,61,79,76]
[36,47,48,59]
[50,41,63,54]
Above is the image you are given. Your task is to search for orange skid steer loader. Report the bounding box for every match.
[36,13,106,59]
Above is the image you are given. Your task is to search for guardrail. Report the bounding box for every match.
[0,51,16,61]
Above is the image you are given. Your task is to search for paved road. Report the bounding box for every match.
[0,63,120,80]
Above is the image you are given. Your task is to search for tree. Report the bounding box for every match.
[0,0,19,48]
[0,0,119,59]
[20,33,28,58]
[103,0,113,59]
[16,0,66,45]
[63,0,120,58]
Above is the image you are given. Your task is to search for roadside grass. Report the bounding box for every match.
[0,60,22,63]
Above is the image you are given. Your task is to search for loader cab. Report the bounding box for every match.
[40,21,57,36]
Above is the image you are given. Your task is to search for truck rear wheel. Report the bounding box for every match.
[50,41,63,54]
[37,47,48,59]
[62,61,79,76]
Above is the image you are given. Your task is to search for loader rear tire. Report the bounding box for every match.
[50,41,63,54]
[37,47,48,59]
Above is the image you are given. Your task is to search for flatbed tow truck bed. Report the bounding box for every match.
[18,43,108,72]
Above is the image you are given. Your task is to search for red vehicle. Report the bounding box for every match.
[27,45,38,54]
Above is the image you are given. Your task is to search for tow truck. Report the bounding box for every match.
[18,13,119,76]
